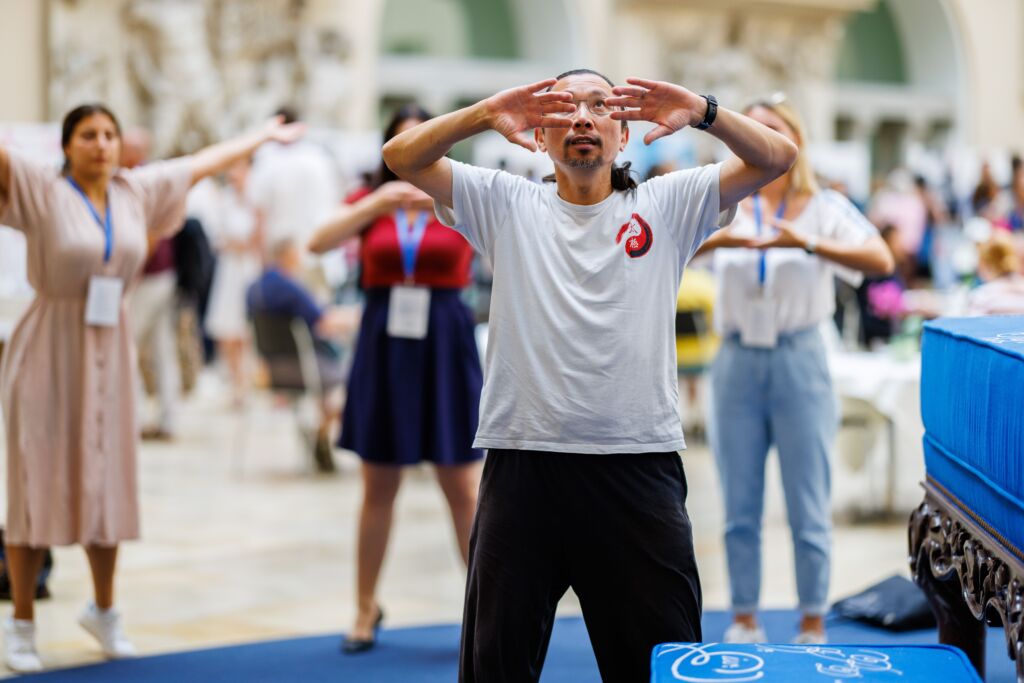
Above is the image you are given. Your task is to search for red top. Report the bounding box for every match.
[348,188,474,289]
[143,238,175,275]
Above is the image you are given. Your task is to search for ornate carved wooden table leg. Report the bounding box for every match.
[910,498,987,677]
[910,485,1024,683]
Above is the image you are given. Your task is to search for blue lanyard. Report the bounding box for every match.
[67,178,113,263]
[752,193,786,286]
[394,210,429,282]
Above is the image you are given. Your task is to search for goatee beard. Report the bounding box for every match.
[567,158,602,169]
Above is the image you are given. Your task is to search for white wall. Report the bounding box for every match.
[946,0,1024,152]
[0,1,47,122]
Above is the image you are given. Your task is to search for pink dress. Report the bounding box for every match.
[0,152,192,547]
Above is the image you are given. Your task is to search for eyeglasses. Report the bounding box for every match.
[551,96,614,119]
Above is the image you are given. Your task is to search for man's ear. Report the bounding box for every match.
[535,127,547,153]
[619,123,629,153]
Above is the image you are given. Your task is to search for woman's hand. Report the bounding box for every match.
[190,117,306,186]
[606,78,707,145]
[483,79,575,151]
[692,227,760,258]
[714,230,761,250]
[372,181,435,214]
[307,181,435,255]
[262,116,306,145]
[753,217,809,250]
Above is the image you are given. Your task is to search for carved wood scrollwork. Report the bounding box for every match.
[909,495,1024,683]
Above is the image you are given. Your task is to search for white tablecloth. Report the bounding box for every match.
[828,350,924,514]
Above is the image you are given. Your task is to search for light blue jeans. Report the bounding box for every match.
[709,327,837,616]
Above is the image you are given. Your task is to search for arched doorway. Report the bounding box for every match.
[833,0,966,179]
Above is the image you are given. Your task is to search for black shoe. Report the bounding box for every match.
[341,607,384,655]
[313,434,336,473]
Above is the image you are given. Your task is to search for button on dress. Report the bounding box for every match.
[0,153,192,547]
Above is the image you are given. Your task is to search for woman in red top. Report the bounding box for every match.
[309,104,483,654]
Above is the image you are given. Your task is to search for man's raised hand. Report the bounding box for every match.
[606,78,708,145]
[484,79,575,152]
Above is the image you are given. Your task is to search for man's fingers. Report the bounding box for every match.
[523,78,558,94]
[537,116,573,129]
[507,132,538,152]
[611,86,648,98]
[609,109,648,122]
[536,91,574,103]
[540,101,577,115]
[625,77,662,90]
[643,125,675,145]
[604,96,643,108]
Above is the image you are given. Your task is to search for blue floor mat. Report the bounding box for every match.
[28,609,1016,682]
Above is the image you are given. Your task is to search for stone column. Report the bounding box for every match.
[319,0,381,132]
[0,1,47,122]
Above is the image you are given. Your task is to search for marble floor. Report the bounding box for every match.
[0,370,913,674]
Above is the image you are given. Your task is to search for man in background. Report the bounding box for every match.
[126,128,183,441]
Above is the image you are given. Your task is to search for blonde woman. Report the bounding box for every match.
[695,96,894,644]
[968,232,1024,315]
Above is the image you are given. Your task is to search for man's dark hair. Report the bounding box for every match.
[375,103,434,189]
[543,68,637,193]
[274,106,300,125]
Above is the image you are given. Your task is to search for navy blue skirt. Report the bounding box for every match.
[338,288,484,466]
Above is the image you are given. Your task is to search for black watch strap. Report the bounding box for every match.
[696,94,718,130]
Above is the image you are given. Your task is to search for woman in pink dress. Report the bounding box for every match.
[0,103,303,672]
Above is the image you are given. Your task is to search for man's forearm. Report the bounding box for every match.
[708,108,796,178]
[709,107,798,208]
[383,100,491,175]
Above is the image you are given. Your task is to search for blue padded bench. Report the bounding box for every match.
[909,315,1024,683]
[650,642,981,682]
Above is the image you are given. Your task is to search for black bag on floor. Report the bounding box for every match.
[0,528,53,600]
[832,575,936,632]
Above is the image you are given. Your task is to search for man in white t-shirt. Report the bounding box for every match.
[247,107,338,261]
[382,69,798,682]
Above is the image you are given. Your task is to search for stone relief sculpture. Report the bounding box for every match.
[48,0,115,116]
[300,28,352,128]
[210,0,305,135]
[123,0,224,154]
[49,0,352,156]
[662,11,842,121]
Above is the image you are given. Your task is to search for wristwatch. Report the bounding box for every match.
[695,95,718,130]
[803,235,818,255]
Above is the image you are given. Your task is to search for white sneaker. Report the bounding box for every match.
[723,622,767,643]
[792,630,828,645]
[4,617,42,673]
[77,603,137,659]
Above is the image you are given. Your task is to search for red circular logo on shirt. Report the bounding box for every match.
[616,213,653,258]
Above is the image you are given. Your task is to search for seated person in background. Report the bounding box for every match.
[968,231,1024,316]
[247,238,359,471]
[857,224,906,347]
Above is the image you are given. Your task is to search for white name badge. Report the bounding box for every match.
[85,276,124,327]
[741,294,777,348]
[387,286,430,339]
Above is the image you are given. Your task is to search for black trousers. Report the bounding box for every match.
[459,449,702,683]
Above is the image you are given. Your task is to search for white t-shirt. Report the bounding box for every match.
[713,190,878,335]
[247,141,338,252]
[436,159,728,454]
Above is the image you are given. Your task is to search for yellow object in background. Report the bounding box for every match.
[676,268,719,374]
